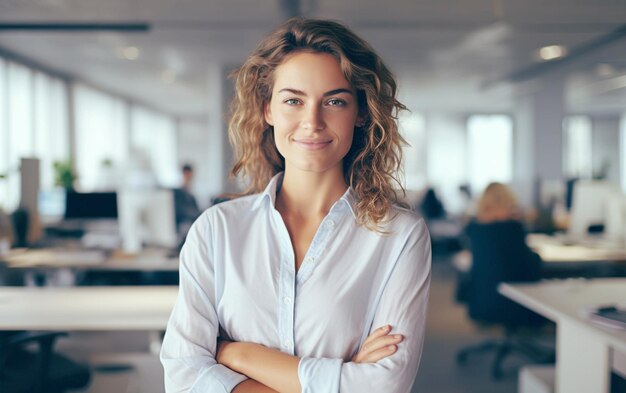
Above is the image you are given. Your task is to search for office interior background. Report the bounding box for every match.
[1,1,626,392]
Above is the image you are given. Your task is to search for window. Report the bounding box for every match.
[399,113,426,190]
[0,59,70,209]
[563,115,592,179]
[621,114,626,193]
[74,84,129,191]
[131,106,178,188]
[467,115,513,195]
[426,114,467,214]
[34,72,69,190]
[5,62,35,210]
[0,58,7,208]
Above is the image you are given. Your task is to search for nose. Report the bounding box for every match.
[301,105,325,131]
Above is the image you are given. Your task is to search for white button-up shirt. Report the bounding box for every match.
[160,174,431,393]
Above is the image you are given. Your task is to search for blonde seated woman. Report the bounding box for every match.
[475,182,521,223]
[453,182,521,271]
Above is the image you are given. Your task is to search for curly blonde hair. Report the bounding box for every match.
[228,17,408,231]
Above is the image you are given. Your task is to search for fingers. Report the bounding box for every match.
[362,343,399,363]
[363,334,404,357]
[353,332,404,363]
[361,325,391,348]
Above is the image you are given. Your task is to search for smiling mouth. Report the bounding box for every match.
[293,139,332,150]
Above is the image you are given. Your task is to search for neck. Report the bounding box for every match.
[277,167,347,218]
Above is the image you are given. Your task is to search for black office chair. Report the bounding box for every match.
[456,220,554,379]
[0,263,91,392]
[0,331,91,393]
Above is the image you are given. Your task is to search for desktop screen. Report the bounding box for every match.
[38,188,67,219]
[64,191,118,220]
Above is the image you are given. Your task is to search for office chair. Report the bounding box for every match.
[0,331,91,393]
[0,264,90,392]
[456,220,554,379]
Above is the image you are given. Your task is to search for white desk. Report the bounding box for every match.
[0,286,178,331]
[3,248,179,272]
[527,234,626,264]
[499,279,626,393]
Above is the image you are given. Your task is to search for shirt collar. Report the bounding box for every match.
[252,172,357,219]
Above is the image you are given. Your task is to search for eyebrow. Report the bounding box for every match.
[277,88,354,97]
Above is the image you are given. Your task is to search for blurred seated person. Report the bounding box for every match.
[456,183,547,378]
[475,182,521,223]
[420,187,446,220]
[455,182,541,303]
[173,164,201,237]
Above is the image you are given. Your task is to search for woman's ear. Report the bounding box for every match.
[355,115,366,128]
[264,102,273,126]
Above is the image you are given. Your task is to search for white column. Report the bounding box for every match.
[514,76,566,208]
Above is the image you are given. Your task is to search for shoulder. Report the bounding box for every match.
[196,193,263,227]
[383,205,430,243]
[185,194,262,247]
[389,205,426,230]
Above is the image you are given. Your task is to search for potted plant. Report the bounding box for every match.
[53,160,77,190]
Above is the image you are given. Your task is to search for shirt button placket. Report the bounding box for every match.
[278,253,296,355]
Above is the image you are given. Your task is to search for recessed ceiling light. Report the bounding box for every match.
[596,63,616,77]
[160,69,177,84]
[535,45,567,61]
[118,46,139,60]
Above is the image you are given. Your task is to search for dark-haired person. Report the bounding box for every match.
[173,164,201,237]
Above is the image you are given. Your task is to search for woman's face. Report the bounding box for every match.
[264,51,361,177]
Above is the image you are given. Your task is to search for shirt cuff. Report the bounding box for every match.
[191,364,248,393]
[298,357,342,393]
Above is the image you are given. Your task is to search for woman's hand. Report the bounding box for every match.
[352,325,404,363]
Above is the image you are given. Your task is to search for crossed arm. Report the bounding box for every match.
[218,325,404,393]
[161,216,431,393]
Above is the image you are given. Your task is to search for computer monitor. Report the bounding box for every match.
[117,189,177,253]
[568,180,622,237]
[64,191,118,220]
[38,188,67,222]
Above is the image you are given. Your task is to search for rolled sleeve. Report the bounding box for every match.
[298,357,342,393]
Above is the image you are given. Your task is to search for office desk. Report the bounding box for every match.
[527,234,626,264]
[0,286,178,331]
[453,234,626,276]
[3,248,179,272]
[499,279,626,393]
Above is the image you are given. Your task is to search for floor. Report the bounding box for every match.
[59,257,537,393]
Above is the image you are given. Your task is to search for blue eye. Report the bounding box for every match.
[284,98,301,105]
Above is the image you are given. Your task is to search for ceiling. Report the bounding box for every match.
[1,0,625,119]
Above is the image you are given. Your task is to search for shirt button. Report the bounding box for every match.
[283,339,292,348]
[327,220,335,227]
[283,296,292,305]
[304,256,314,264]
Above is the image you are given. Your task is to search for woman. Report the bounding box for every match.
[475,182,521,223]
[161,17,431,393]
